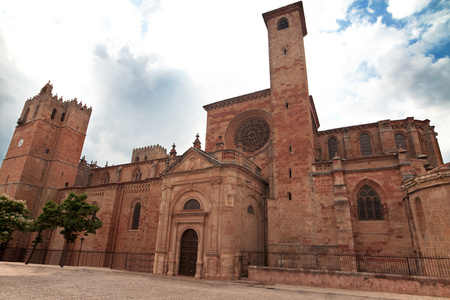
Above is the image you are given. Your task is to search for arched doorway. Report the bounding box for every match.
[179,229,198,276]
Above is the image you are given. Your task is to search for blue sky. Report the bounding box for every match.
[0,0,449,165]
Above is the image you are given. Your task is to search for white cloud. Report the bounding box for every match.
[387,0,432,19]
[0,0,449,165]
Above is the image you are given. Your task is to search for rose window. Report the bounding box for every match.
[234,118,270,152]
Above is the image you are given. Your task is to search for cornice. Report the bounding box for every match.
[203,89,270,111]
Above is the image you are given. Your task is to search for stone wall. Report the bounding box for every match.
[249,266,450,297]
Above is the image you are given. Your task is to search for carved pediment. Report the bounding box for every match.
[162,148,221,175]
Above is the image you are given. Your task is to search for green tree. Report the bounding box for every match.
[0,195,32,249]
[58,193,102,267]
[25,201,60,265]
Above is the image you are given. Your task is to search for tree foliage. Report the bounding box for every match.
[58,193,102,267]
[25,201,60,264]
[0,194,32,247]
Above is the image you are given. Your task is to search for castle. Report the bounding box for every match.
[1,2,449,279]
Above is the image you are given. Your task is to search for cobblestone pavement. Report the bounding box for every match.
[0,262,445,300]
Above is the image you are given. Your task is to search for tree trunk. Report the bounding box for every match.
[59,239,70,268]
[25,231,42,265]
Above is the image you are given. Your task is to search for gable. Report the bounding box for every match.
[162,148,221,175]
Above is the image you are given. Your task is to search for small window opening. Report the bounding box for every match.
[23,108,30,123]
[33,105,40,118]
[135,156,140,162]
[247,205,254,215]
[183,199,201,210]
[87,173,93,186]
[359,133,373,156]
[286,102,289,109]
[288,192,292,201]
[65,182,69,187]
[144,156,147,161]
[104,173,110,184]
[51,109,57,120]
[134,169,142,181]
[289,168,292,178]
[289,145,292,153]
[278,17,289,30]
[45,149,50,154]
[131,202,141,230]
[395,133,407,150]
[60,113,66,121]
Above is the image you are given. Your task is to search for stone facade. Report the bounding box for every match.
[0,1,448,280]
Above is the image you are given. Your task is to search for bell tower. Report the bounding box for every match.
[263,2,320,249]
[0,82,92,217]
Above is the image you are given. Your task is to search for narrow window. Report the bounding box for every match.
[247,205,254,215]
[328,138,338,160]
[51,109,57,120]
[414,197,427,238]
[144,156,147,161]
[87,173,93,186]
[289,168,292,178]
[131,202,141,230]
[91,202,98,221]
[104,173,110,184]
[183,199,201,210]
[134,169,142,181]
[64,182,69,187]
[61,112,66,121]
[288,192,292,201]
[395,133,407,150]
[33,105,40,118]
[359,134,373,156]
[357,185,383,220]
[277,17,289,30]
[23,108,30,123]
[286,102,289,109]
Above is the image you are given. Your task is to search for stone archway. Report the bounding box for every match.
[178,229,198,276]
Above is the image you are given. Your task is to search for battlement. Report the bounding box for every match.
[131,144,168,162]
[25,82,92,113]
[18,82,92,131]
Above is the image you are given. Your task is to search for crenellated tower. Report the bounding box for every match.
[0,82,92,218]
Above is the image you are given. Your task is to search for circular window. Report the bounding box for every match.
[234,118,270,152]
[225,109,272,155]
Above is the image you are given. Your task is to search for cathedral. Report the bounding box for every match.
[1,2,449,279]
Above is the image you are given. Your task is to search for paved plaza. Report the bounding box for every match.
[0,262,445,299]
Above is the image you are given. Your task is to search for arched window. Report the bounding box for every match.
[135,156,140,162]
[277,17,289,30]
[131,202,141,230]
[328,138,338,160]
[61,112,66,122]
[134,169,142,181]
[414,197,427,238]
[394,133,407,150]
[91,202,98,221]
[87,173,93,186]
[51,109,57,120]
[183,199,201,210]
[357,185,383,220]
[359,134,373,156]
[33,105,40,118]
[247,205,254,215]
[23,108,30,123]
[144,156,147,161]
[103,173,110,184]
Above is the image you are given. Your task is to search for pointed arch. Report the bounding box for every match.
[357,185,383,220]
[130,201,141,230]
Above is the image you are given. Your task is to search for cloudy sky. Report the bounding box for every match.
[0,0,449,166]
